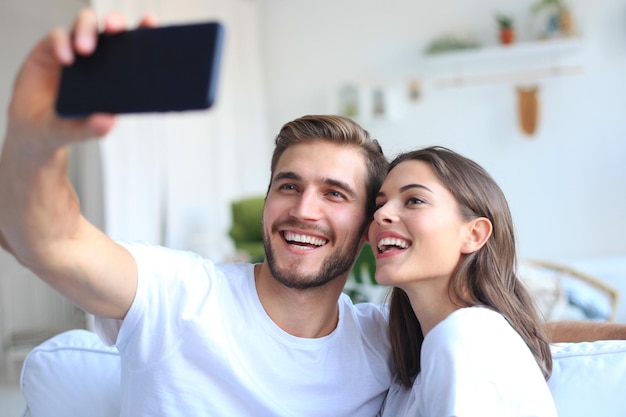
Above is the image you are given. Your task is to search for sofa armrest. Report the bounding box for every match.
[549,339,626,417]
[20,329,120,417]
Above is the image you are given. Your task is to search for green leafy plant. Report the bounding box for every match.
[532,0,566,14]
[425,35,480,55]
[495,13,514,29]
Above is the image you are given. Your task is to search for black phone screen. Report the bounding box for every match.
[56,21,225,117]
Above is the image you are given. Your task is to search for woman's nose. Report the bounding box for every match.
[373,203,396,224]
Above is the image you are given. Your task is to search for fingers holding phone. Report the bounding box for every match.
[6,10,159,153]
[100,11,158,34]
[55,20,225,117]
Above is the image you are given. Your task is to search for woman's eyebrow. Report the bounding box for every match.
[399,183,433,193]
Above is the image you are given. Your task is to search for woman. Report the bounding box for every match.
[370,146,557,416]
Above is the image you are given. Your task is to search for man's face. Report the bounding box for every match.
[263,141,369,289]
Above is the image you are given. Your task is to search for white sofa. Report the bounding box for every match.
[19,329,626,417]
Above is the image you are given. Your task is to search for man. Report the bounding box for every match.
[0,8,624,417]
[0,10,392,416]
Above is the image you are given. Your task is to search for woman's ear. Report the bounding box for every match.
[461,217,492,254]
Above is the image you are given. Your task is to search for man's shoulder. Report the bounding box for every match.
[340,296,389,330]
[353,299,389,317]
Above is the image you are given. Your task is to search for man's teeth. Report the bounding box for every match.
[284,232,327,246]
[377,237,409,252]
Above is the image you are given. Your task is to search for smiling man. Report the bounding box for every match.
[89,115,391,416]
[263,140,368,290]
[0,11,392,415]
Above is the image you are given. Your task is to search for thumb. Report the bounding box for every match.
[48,113,117,146]
[86,113,117,138]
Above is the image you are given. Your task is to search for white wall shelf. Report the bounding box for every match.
[421,36,582,67]
[416,36,583,90]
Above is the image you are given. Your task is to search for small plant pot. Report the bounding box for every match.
[500,28,515,44]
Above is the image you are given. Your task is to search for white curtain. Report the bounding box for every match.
[91,0,270,260]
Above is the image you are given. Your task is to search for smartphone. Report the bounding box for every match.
[56,21,225,117]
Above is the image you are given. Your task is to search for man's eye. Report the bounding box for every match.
[280,183,296,191]
[328,190,345,199]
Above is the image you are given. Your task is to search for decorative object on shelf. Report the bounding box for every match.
[338,84,360,118]
[532,0,576,38]
[495,12,515,45]
[558,8,575,36]
[371,88,387,118]
[333,83,398,122]
[517,85,540,136]
[425,34,480,55]
[407,78,422,102]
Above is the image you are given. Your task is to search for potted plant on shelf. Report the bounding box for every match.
[532,0,575,37]
[495,13,515,45]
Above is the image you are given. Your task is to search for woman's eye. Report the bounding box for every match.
[407,197,424,206]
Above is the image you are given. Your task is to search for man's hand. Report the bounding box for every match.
[0,9,157,319]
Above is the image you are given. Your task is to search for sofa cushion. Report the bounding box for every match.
[19,329,626,417]
[549,339,626,417]
[20,329,120,417]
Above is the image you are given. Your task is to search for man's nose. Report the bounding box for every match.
[290,190,323,221]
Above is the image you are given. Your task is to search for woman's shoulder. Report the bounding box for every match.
[426,306,523,354]
[435,306,508,333]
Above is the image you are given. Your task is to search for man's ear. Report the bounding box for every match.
[361,222,372,245]
[359,232,368,249]
[461,217,492,254]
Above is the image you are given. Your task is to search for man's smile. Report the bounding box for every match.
[282,231,328,249]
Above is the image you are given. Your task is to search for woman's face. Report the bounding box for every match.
[367,159,471,288]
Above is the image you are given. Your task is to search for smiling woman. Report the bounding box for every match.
[372,146,557,417]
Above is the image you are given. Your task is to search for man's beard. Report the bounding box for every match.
[263,224,364,290]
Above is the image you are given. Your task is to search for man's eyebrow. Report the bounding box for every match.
[324,178,358,199]
[377,183,433,198]
[272,171,301,183]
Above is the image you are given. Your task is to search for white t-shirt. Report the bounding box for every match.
[95,242,392,417]
[379,306,558,417]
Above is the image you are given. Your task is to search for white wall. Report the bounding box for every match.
[89,0,271,259]
[260,0,626,260]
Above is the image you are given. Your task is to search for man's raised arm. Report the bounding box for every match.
[0,9,155,319]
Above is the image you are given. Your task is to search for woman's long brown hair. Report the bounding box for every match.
[387,146,552,387]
